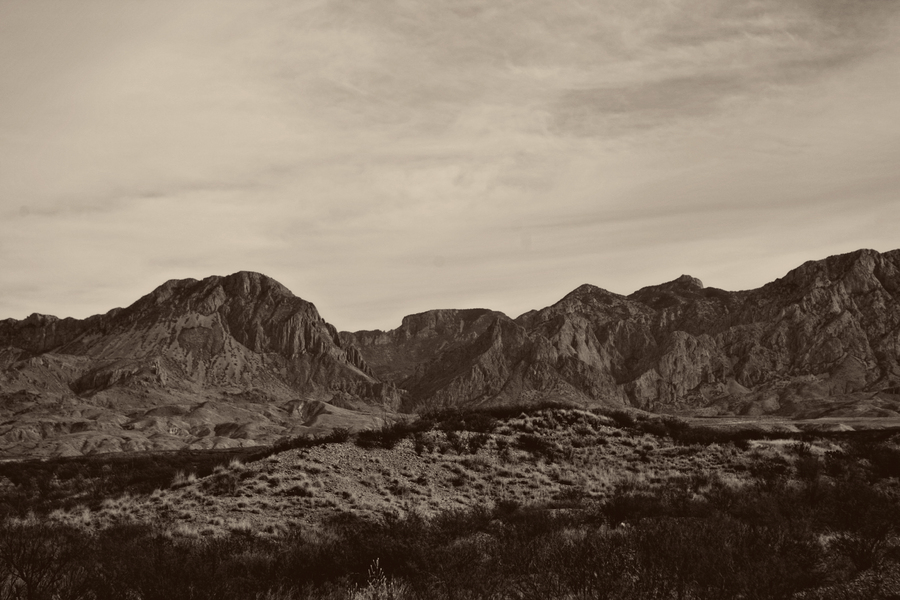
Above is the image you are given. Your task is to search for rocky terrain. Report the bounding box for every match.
[347,248,900,417]
[0,272,397,457]
[2,248,900,457]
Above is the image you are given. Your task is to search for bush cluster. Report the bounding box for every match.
[355,420,422,450]
[2,403,900,599]
[514,434,558,460]
[0,449,262,518]
[1,465,898,600]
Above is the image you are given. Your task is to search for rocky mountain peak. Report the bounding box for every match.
[398,308,501,337]
[553,284,631,311]
[779,248,887,285]
[631,274,704,295]
[2,272,390,409]
[219,271,294,301]
[671,274,704,289]
[23,313,62,325]
[750,248,900,317]
[568,283,618,297]
[136,271,305,316]
[3,249,900,457]
[343,308,508,388]
[628,274,713,311]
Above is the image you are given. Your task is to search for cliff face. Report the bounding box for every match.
[346,249,900,416]
[340,308,504,385]
[2,272,388,402]
[3,249,900,457]
[0,272,395,457]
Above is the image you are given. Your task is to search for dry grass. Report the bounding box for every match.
[39,407,896,540]
[2,408,896,600]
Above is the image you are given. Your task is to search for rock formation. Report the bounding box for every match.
[3,249,900,456]
[347,249,900,416]
[0,272,396,456]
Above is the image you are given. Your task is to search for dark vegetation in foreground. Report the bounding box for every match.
[0,402,583,517]
[1,403,900,599]
[4,402,898,519]
[2,461,899,599]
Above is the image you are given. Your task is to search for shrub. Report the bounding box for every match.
[356,421,415,450]
[444,431,469,455]
[638,419,671,438]
[789,442,813,457]
[822,481,900,573]
[411,432,435,455]
[468,432,491,454]
[515,434,558,460]
[348,559,410,600]
[608,410,636,429]
[438,411,498,434]
[265,434,325,457]
[629,516,821,599]
[324,428,352,444]
[795,455,821,482]
[670,425,759,449]
[861,442,900,479]
[823,449,849,477]
[552,485,587,508]
[202,465,249,496]
[171,471,197,489]
[282,482,314,498]
[493,497,521,515]
[0,521,94,600]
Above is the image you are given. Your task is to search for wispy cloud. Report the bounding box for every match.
[1,0,899,330]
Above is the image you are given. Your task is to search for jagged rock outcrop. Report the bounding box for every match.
[2,272,390,400]
[3,249,900,456]
[0,272,397,456]
[346,249,900,415]
[341,309,504,383]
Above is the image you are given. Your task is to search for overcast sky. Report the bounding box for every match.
[2,0,899,331]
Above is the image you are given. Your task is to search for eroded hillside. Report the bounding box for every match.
[3,249,900,457]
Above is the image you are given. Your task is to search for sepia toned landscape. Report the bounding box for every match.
[3,0,900,597]
[1,248,899,598]
[3,248,900,458]
[1,403,899,598]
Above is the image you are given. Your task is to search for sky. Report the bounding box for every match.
[1,0,899,332]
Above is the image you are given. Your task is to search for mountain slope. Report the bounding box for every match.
[346,249,900,416]
[3,249,900,457]
[0,272,396,457]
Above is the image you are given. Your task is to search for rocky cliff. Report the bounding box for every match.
[3,249,900,457]
[0,272,396,456]
[347,249,900,417]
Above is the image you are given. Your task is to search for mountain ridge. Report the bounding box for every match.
[0,271,398,457]
[3,248,900,456]
[347,248,900,415]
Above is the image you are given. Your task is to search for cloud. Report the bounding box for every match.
[1,0,899,331]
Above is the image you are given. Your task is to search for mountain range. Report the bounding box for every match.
[2,248,899,457]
